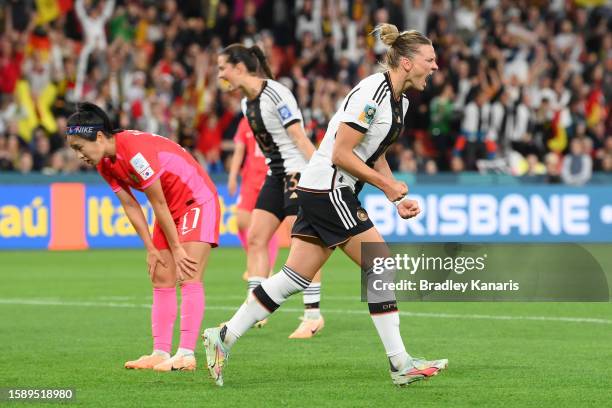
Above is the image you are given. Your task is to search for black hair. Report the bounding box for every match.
[221,44,274,79]
[66,102,120,141]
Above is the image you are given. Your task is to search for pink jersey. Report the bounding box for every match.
[234,117,268,184]
[97,130,218,219]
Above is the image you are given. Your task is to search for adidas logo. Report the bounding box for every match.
[290,192,298,199]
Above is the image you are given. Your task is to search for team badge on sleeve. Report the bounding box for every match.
[130,153,149,173]
[130,152,155,181]
[277,104,293,120]
[140,167,155,180]
[358,104,376,125]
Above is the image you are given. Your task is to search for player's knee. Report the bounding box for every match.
[247,229,268,250]
[151,273,176,288]
[152,280,175,289]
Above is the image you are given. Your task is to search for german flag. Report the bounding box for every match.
[35,0,73,24]
[585,88,606,128]
[547,110,568,154]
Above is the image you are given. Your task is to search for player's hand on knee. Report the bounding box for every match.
[173,246,198,281]
[146,249,166,280]
[397,199,420,219]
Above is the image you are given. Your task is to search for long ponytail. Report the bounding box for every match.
[222,43,274,79]
[249,45,274,79]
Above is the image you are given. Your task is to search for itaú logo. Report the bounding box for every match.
[365,193,590,237]
[0,197,48,238]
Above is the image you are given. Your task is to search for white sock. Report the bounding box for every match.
[304,308,321,320]
[369,303,411,370]
[389,352,410,370]
[247,276,267,296]
[223,295,269,347]
[152,350,171,358]
[303,282,321,306]
[175,347,194,357]
[225,265,311,347]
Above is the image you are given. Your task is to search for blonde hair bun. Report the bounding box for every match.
[371,24,432,69]
[377,23,400,46]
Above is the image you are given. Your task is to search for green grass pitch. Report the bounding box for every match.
[0,247,611,407]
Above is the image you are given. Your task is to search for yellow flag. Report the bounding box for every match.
[36,0,60,24]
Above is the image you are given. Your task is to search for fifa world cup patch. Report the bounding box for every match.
[277,104,293,121]
[358,104,376,125]
[130,152,155,181]
[130,153,150,173]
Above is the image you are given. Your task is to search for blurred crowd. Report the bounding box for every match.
[0,0,610,185]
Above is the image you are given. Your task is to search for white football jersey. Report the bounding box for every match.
[298,72,409,193]
[241,79,308,176]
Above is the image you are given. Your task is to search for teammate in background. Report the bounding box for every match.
[227,116,279,280]
[66,102,219,371]
[203,24,447,386]
[217,43,324,338]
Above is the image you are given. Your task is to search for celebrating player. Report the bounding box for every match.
[66,102,219,371]
[203,24,448,386]
[217,44,324,338]
[227,116,279,282]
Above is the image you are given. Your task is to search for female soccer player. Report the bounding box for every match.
[203,24,447,386]
[227,116,279,278]
[217,44,324,338]
[66,102,219,372]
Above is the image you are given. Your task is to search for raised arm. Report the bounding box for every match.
[74,0,89,23]
[101,0,116,22]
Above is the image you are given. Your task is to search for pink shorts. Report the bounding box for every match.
[152,198,220,250]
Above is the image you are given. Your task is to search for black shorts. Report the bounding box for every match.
[254,173,300,221]
[292,187,374,248]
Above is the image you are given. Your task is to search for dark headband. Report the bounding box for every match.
[66,125,104,137]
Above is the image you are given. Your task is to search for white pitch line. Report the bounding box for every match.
[93,294,362,302]
[0,298,610,325]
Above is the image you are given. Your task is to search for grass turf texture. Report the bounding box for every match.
[1,247,611,407]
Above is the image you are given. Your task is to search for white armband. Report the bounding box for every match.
[393,197,408,207]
